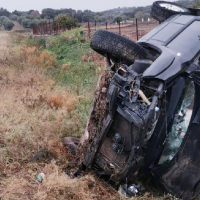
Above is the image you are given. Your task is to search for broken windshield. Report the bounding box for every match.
[159,80,195,164]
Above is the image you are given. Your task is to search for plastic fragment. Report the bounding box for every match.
[36,173,45,182]
[119,183,143,198]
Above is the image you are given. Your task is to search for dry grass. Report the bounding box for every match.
[0,46,72,163]
[0,31,11,57]
[1,46,57,69]
[81,53,105,75]
[0,32,121,200]
[1,161,120,200]
[0,32,175,200]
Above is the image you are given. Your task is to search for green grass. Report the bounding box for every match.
[47,28,98,92]
[45,28,103,136]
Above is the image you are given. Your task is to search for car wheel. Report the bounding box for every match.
[151,1,191,22]
[90,29,152,65]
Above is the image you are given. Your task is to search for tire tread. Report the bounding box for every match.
[90,29,150,64]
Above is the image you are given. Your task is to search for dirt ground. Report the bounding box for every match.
[12,21,24,30]
[0,31,9,57]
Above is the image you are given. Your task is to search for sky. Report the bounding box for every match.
[1,0,174,13]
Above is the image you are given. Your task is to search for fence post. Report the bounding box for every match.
[88,22,91,39]
[42,23,44,35]
[106,21,107,30]
[53,20,54,34]
[49,20,51,35]
[95,21,96,31]
[40,24,42,35]
[58,22,59,34]
[33,26,35,35]
[136,18,139,41]
[119,21,121,35]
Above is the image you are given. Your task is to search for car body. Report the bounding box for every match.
[78,4,200,200]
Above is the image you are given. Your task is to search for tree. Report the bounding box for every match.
[30,19,39,27]
[135,11,143,19]
[9,14,18,21]
[12,10,21,16]
[74,10,83,22]
[143,13,150,21]
[41,8,55,19]
[22,18,32,28]
[26,15,34,20]
[0,8,10,17]
[39,19,47,24]
[114,16,122,24]
[120,14,129,21]
[18,16,26,24]
[3,18,14,30]
[192,0,200,8]
[0,16,8,23]
[94,15,107,22]
[82,14,92,22]
[54,15,78,30]
[30,10,40,18]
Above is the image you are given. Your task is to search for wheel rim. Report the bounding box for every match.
[159,3,186,12]
[158,80,195,164]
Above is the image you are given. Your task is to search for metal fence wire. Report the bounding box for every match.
[32,19,159,41]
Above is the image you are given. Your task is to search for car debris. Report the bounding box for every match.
[64,1,200,199]
[36,173,45,183]
[119,183,144,198]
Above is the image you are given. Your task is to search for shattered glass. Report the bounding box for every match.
[159,80,195,164]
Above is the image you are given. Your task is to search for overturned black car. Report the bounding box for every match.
[75,1,200,199]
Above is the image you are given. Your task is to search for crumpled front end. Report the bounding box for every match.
[82,63,163,184]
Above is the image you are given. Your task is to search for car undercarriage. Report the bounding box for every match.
[64,1,200,199]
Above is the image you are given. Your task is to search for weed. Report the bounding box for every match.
[45,28,105,131]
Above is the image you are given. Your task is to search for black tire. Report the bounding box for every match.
[151,1,191,22]
[90,29,152,65]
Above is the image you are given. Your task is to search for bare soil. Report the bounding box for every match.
[12,21,24,30]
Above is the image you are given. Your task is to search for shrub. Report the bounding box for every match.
[18,16,26,24]
[114,16,122,25]
[30,19,39,27]
[53,15,78,30]
[3,18,14,30]
[22,18,32,28]
[9,14,18,21]
[39,19,48,24]
[0,16,8,23]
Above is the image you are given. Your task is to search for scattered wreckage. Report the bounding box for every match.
[64,1,200,199]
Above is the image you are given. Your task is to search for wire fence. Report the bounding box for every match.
[33,21,55,35]
[83,20,158,41]
[32,19,159,41]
